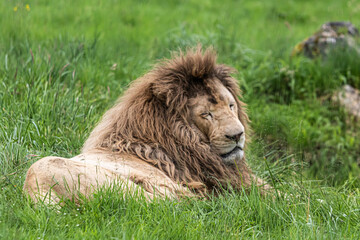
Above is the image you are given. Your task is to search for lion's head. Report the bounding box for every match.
[188,77,246,165]
[82,47,252,195]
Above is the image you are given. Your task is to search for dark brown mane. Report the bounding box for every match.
[82,47,252,196]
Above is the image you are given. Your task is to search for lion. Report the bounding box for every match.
[23,47,270,204]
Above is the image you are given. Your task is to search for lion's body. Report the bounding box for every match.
[24,151,193,204]
[24,47,270,204]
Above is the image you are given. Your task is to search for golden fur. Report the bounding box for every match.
[24,47,269,203]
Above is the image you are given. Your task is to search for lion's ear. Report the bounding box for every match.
[151,82,174,101]
[150,82,186,109]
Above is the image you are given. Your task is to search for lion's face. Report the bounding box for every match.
[189,78,245,164]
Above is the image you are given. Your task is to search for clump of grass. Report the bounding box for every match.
[242,48,360,104]
[248,98,360,188]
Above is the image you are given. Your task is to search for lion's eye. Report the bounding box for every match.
[229,104,235,110]
[200,112,212,119]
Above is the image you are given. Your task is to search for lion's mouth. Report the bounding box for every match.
[220,146,243,159]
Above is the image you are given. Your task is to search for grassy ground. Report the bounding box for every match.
[0,0,359,239]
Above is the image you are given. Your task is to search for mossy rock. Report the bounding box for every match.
[292,22,360,58]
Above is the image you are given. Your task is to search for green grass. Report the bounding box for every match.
[1,183,360,239]
[1,0,360,239]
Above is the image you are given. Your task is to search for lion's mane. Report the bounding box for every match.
[82,47,252,196]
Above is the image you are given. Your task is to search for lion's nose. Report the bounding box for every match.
[225,132,243,143]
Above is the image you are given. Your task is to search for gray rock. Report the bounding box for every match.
[332,84,360,119]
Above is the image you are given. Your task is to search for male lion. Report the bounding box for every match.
[24,47,270,204]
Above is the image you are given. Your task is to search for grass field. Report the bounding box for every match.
[1,0,360,239]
